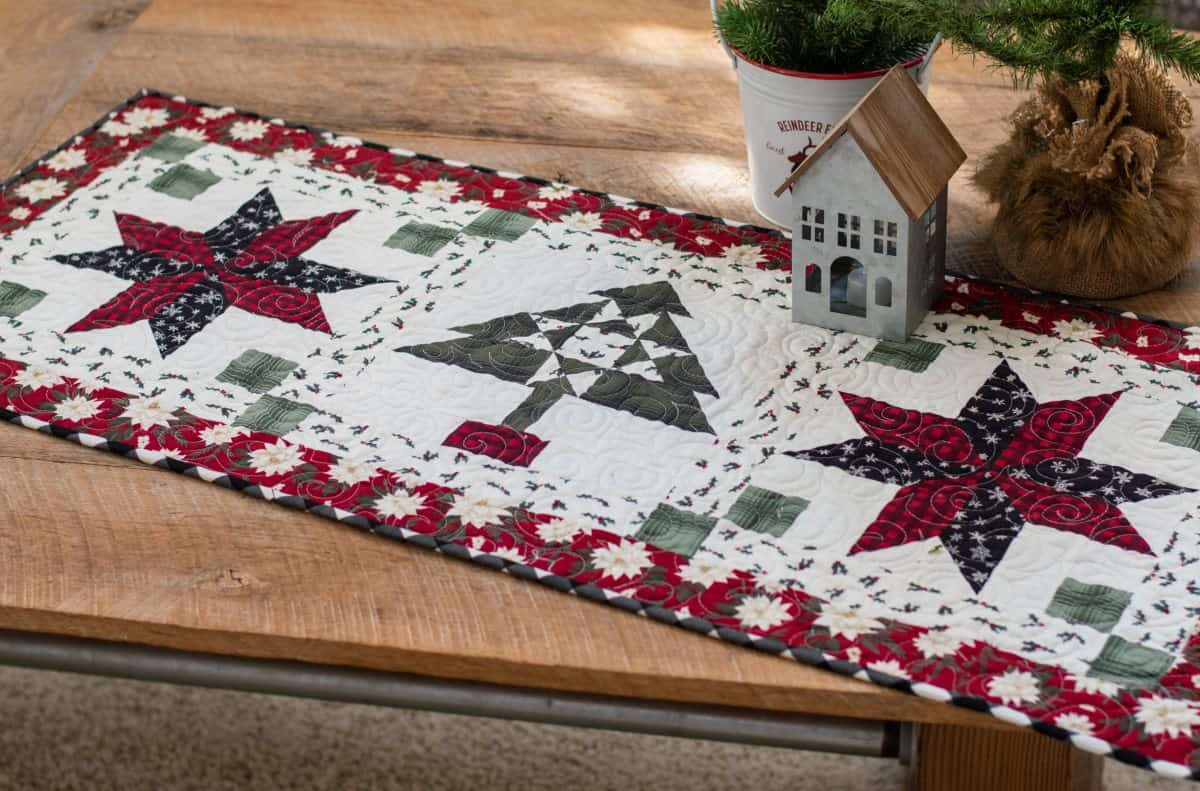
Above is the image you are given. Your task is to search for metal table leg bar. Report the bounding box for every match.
[0,628,900,758]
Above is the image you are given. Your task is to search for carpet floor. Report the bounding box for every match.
[0,665,1187,790]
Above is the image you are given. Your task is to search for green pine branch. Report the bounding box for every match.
[714,0,935,73]
[852,0,1200,84]
[1127,19,1200,82]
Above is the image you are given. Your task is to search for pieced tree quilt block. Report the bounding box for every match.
[5,91,1200,779]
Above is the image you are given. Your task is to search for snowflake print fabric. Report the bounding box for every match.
[5,90,1200,779]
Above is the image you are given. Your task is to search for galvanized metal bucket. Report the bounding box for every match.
[712,0,940,226]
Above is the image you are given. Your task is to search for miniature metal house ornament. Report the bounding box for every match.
[774,66,966,341]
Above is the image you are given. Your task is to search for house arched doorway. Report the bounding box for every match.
[830,256,867,317]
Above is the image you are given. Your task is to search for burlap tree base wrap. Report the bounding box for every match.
[975,55,1200,299]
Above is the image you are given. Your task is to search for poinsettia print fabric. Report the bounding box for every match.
[5,91,1200,779]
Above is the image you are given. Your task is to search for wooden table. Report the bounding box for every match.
[3,2,1196,788]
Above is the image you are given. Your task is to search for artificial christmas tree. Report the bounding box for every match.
[859,0,1200,298]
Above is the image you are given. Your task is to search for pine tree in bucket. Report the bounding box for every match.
[712,0,939,225]
[858,0,1200,298]
[713,0,932,73]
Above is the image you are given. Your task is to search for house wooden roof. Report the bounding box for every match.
[773,66,965,221]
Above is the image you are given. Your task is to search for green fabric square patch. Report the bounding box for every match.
[864,338,945,373]
[462,208,537,242]
[148,163,221,200]
[216,349,299,394]
[1046,577,1132,632]
[0,280,46,318]
[384,221,459,256]
[233,394,316,435]
[634,503,717,558]
[1087,635,1175,688]
[1162,406,1200,452]
[140,133,206,163]
[723,485,809,538]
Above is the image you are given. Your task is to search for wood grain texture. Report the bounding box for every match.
[0,0,148,177]
[908,724,1102,791]
[42,0,746,155]
[1,0,1198,747]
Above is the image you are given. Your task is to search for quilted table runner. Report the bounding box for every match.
[5,91,1200,779]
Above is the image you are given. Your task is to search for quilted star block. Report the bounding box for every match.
[788,361,1193,592]
[51,188,390,357]
[148,163,221,200]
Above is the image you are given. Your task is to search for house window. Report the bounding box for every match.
[875,276,893,307]
[805,263,821,293]
[873,220,898,256]
[837,213,861,250]
[830,256,867,318]
[800,206,825,243]
[922,203,941,269]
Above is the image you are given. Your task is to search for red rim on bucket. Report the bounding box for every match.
[712,20,943,226]
[729,46,932,80]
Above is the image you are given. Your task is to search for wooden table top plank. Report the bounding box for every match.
[2,0,1197,733]
[0,0,147,178]
[71,0,749,156]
